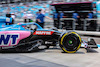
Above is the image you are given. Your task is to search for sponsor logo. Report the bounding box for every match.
[0,34,19,46]
[6,18,10,22]
[33,31,54,35]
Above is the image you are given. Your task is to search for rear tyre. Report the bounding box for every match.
[59,31,81,53]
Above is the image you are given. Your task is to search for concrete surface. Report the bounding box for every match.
[21,48,100,67]
[0,53,66,67]
[0,47,100,67]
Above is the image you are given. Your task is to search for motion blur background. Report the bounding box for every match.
[0,0,100,31]
[0,0,99,18]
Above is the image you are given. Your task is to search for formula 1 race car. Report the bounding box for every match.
[0,17,98,53]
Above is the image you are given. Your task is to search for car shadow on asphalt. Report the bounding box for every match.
[61,48,98,54]
[86,48,99,53]
[0,48,98,54]
[61,51,85,54]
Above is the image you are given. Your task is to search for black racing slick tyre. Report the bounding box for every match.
[59,31,81,53]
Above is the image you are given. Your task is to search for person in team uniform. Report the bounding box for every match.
[87,11,97,30]
[87,11,93,28]
[36,9,52,28]
[53,12,58,28]
[72,11,81,26]
[53,11,65,28]
[36,12,39,23]
[6,12,11,25]
[11,13,16,24]
[60,11,64,18]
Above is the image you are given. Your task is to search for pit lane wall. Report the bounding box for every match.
[58,30,100,36]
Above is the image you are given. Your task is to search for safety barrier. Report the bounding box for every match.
[58,29,100,36]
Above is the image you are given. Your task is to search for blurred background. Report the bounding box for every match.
[0,0,99,18]
[0,0,100,31]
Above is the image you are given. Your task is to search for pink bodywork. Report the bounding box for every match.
[0,31,31,47]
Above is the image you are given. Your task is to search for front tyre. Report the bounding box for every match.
[59,31,81,53]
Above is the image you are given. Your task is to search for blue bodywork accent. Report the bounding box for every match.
[0,22,39,31]
[0,22,61,33]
